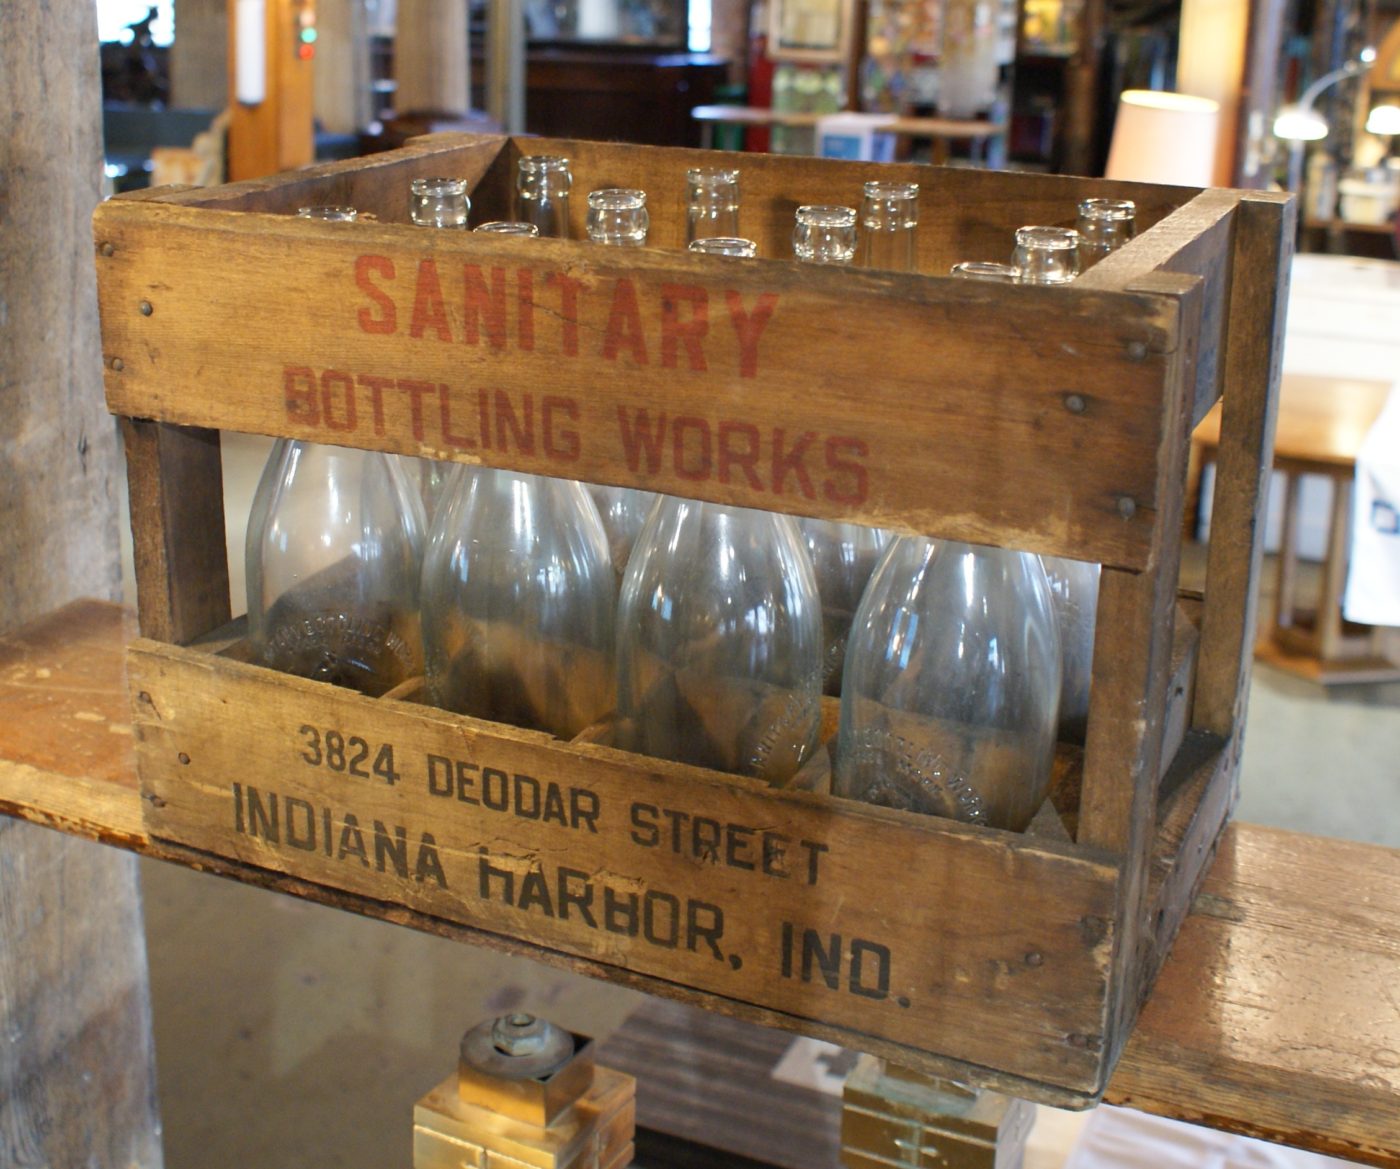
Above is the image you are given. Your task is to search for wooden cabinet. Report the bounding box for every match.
[471,49,731,147]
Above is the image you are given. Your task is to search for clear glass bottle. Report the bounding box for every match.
[1006,232,1100,744]
[1076,197,1136,270]
[617,217,820,784]
[1011,225,1080,284]
[686,167,741,244]
[793,204,858,264]
[586,188,649,246]
[615,497,824,783]
[246,440,427,697]
[792,219,890,696]
[410,176,470,228]
[801,519,891,696]
[859,181,919,272]
[420,469,616,739]
[1038,555,1098,744]
[584,196,658,579]
[516,155,572,239]
[408,178,475,522]
[833,539,1061,832]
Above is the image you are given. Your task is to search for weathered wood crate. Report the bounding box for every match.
[93,133,1293,1107]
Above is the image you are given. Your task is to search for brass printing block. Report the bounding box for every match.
[841,1055,1034,1169]
[415,1015,634,1169]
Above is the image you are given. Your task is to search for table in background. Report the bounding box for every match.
[689,104,1005,164]
[1192,371,1399,683]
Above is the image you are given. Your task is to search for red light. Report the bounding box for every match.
[298,43,315,60]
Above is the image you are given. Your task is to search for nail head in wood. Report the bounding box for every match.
[1064,394,1086,415]
[1117,495,1136,519]
[100,242,115,257]
[110,357,124,372]
[139,300,153,316]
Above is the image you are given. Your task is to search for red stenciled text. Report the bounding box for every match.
[354,255,779,377]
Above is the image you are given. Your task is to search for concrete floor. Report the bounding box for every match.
[132,434,1400,1168]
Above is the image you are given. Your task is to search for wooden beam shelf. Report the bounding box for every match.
[1,598,1396,1164]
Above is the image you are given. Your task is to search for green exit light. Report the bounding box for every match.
[300,27,318,43]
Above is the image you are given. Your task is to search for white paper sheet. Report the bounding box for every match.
[1343,382,1400,627]
[1065,1106,1363,1169]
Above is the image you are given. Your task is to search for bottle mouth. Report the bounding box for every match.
[588,188,647,210]
[796,204,857,227]
[1078,197,1136,221]
[1014,225,1079,249]
[296,205,358,221]
[473,221,541,235]
[686,167,741,187]
[518,154,571,174]
[411,176,469,197]
[862,181,919,200]
[950,260,1020,283]
[688,237,758,257]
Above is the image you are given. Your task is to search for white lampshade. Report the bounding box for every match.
[1367,104,1400,135]
[1273,104,1330,141]
[1104,90,1222,186]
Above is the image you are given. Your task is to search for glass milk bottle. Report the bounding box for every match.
[1013,228,1099,743]
[833,539,1061,831]
[245,206,427,697]
[584,188,659,580]
[409,178,472,523]
[246,439,427,697]
[791,203,891,694]
[419,465,616,739]
[516,155,572,238]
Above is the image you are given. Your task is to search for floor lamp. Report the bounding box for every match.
[1273,48,1377,193]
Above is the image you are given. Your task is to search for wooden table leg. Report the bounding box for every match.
[1273,470,1302,635]
[1317,472,1353,661]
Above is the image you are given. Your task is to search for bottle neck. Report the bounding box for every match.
[411,178,470,229]
[794,205,857,266]
[517,156,573,239]
[1076,198,1136,266]
[859,182,919,272]
[586,189,649,247]
[1013,226,1080,285]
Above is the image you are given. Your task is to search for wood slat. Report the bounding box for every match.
[121,419,231,645]
[126,635,1120,1100]
[132,132,512,221]
[94,198,1182,569]
[1193,192,1295,736]
[1076,272,1202,1091]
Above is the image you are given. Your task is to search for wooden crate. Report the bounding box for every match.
[93,133,1292,1107]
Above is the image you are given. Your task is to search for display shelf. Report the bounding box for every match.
[1,598,1396,1165]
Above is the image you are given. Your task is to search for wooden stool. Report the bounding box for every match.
[1192,372,1400,684]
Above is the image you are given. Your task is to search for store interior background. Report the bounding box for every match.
[95,0,1400,1164]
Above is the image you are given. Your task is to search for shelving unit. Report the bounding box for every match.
[1,598,1398,1164]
